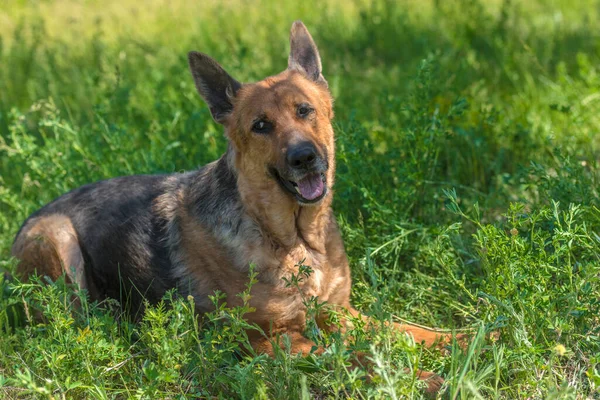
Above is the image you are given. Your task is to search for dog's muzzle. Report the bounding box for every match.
[271,141,328,204]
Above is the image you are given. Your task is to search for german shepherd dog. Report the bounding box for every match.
[12,21,463,394]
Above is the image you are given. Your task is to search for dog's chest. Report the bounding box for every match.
[257,242,328,294]
[239,243,332,329]
[186,208,345,324]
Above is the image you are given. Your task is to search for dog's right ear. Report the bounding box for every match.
[288,21,326,86]
[188,52,242,124]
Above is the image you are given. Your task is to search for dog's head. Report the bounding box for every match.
[188,21,334,206]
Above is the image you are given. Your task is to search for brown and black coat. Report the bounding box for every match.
[13,21,461,394]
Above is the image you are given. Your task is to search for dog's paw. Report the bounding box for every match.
[453,332,472,350]
[417,370,445,398]
[488,330,501,342]
[440,329,501,355]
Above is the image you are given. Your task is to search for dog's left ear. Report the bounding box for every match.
[288,21,327,86]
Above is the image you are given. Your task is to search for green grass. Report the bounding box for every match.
[1,0,600,398]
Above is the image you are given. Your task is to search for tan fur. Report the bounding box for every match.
[230,72,335,249]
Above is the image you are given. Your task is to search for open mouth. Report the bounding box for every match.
[272,169,327,204]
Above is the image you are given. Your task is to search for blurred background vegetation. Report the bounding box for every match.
[1,0,599,398]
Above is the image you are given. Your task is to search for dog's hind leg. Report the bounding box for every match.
[12,214,87,291]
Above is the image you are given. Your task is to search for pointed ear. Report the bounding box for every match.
[188,51,242,124]
[288,21,326,85]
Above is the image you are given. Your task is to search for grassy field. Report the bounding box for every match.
[1,0,600,398]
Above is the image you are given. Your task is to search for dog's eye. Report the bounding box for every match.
[251,120,272,134]
[297,104,313,118]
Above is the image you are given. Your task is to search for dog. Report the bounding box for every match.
[12,21,462,394]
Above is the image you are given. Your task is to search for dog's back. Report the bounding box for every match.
[13,173,178,309]
[12,151,250,313]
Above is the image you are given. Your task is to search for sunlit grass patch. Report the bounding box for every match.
[1,0,599,398]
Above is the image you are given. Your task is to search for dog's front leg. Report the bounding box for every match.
[390,321,469,349]
[344,307,468,349]
[250,331,323,357]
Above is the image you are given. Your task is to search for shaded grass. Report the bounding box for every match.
[1,0,600,398]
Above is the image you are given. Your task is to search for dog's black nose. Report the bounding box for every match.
[287,142,317,169]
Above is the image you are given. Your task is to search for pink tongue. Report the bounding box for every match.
[297,174,324,200]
